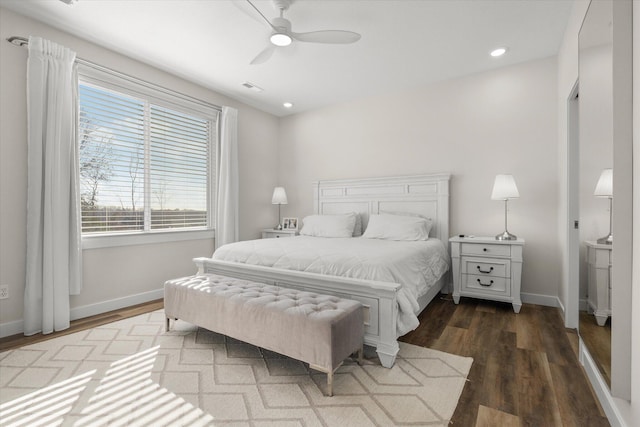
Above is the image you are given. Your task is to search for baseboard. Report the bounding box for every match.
[0,319,24,339]
[0,288,163,339]
[521,292,559,308]
[70,288,164,321]
[444,290,560,309]
[579,297,589,311]
[579,340,627,426]
[557,297,566,316]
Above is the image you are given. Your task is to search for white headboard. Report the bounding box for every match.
[313,173,451,244]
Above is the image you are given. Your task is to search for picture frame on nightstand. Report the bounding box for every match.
[283,217,298,230]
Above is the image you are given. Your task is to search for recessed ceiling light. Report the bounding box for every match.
[283,102,293,108]
[490,47,507,57]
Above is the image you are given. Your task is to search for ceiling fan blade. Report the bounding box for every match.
[291,30,361,44]
[250,45,276,65]
[246,0,277,31]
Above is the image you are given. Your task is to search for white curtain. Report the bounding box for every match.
[215,107,239,249]
[24,36,82,336]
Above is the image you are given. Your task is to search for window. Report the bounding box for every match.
[77,65,219,240]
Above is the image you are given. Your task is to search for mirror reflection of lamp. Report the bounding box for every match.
[594,168,613,244]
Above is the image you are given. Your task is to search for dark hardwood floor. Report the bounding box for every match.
[0,296,609,426]
[579,311,612,388]
[401,295,610,426]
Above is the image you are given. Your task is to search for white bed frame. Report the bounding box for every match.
[194,173,450,368]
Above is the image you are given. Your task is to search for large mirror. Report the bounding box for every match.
[578,0,613,388]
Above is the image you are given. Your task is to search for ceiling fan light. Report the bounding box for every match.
[270,32,292,47]
[490,47,507,57]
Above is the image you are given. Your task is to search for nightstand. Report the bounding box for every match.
[449,236,524,313]
[261,229,298,239]
[585,241,612,326]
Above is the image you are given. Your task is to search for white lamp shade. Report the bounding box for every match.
[271,187,288,205]
[491,174,520,200]
[593,168,613,197]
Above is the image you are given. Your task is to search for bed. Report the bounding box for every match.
[193,173,451,367]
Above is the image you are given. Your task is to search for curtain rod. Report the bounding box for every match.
[7,36,28,47]
[6,35,222,113]
[8,35,94,68]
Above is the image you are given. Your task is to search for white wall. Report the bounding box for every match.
[278,57,560,302]
[0,8,280,334]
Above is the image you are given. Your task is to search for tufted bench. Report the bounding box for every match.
[164,274,364,396]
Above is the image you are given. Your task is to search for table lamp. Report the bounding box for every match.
[271,186,288,230]
[491,174,519,240]
[594,168,613,244]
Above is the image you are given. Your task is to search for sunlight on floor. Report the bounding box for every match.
[0,369,94,427]
[0,346,214,426]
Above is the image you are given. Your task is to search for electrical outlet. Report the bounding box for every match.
[0,285,8,300]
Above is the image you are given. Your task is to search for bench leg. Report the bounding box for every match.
[357,345,364,365]
[310,363,338,397]
[165,317,170,332]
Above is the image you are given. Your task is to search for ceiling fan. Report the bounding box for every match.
[246,0,361,65]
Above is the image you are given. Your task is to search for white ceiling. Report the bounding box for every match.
[1,0,573,117]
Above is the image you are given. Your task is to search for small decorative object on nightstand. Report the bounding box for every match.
[449,236,524,313]
[262,228,298,239]
[282,217,298,231]
[585,241,612,326]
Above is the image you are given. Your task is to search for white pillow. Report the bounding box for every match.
[362,214,432,241]
[300,213,357,238]
[352,213,363,237]
[380,210,430,220]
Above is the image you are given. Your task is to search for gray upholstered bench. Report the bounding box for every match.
[164,274,364,396]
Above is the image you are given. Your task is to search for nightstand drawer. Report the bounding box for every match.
[587,246,612,268]
[461,242,511,257]
[463,274,510,296]
[461,257,509,278]
[262,229,298,239]
[269,232,290,238]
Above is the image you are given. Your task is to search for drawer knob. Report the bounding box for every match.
[483,248,488,252]
[477,266,494,274]
[477,279,494,287]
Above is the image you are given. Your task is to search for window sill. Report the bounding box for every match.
[82,228,215,250]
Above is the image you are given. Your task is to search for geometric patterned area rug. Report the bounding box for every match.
[0,310,472,426]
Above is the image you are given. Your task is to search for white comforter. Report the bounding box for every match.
[212,236,450,336]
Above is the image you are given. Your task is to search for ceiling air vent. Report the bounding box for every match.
[241,82,263,93]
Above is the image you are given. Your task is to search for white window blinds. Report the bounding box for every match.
[78,67,218,235]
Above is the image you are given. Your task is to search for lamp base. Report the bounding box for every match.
[495,231,517,241]
[596,233,612,245]
[275,224,283,230]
